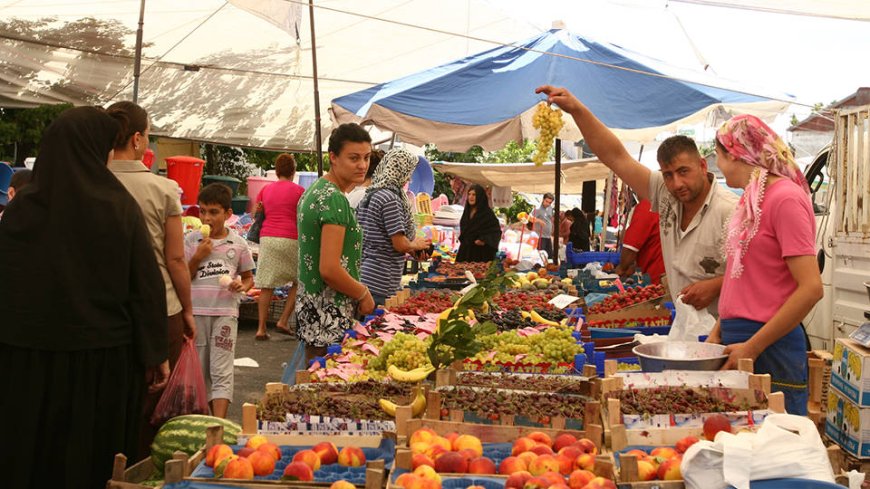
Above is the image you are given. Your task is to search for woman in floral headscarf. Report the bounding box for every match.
[357,149,432,306]
[706,114,822,415]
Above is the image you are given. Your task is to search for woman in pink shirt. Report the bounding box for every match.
[254,154,305,340]
[706,115,822,414]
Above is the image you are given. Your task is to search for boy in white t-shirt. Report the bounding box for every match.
[185,183,254,418]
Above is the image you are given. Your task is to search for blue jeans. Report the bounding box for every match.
[720,318,808,415]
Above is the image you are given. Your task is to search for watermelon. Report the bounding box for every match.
[150,414,241,471]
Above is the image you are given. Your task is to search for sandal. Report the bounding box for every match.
[255,333,271,341]
[275,325,293,336]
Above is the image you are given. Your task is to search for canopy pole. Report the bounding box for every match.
[132,0,146,103]
[616,144,643,251]
[553,138,561,266]
[309,0,324,176]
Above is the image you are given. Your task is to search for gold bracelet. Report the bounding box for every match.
[356,287,369,302]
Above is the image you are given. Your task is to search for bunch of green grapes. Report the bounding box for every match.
[531,101,564,165]
[526,326,583,363]
[367,332,432,371]
[473,330,532,363]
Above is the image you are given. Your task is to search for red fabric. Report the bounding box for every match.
[622,200,665,284]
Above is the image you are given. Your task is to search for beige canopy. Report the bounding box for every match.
[431,159,610,194]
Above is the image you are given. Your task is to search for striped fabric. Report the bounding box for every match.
[358,189,410,299]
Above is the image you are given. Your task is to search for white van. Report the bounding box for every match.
[802,106,870,351]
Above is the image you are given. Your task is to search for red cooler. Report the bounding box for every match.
[166,156,204,205]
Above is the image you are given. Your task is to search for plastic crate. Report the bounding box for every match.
[238,298,287,324]
[565,247,621,266]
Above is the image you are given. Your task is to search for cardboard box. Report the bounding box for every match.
[832,338,870,407]
[825,386,870,459]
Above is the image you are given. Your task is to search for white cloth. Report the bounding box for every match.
[491,186,512,207]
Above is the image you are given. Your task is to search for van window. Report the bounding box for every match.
[804,149,829,216]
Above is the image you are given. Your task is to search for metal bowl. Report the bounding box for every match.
[633,341,728,372]
[864,281,870,303]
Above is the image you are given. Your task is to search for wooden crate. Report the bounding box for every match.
[808,350,833,430]
[434,366,601,398]
[426,387,600,432]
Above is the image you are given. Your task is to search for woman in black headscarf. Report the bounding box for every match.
[0,107,169,489]
[568,207,591,251]
[456,184,501,263]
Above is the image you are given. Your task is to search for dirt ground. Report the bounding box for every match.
[226,318,300,424]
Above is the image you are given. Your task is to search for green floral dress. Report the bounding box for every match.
[295,178,362,346]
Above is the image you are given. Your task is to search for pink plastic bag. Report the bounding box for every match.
[150,339,209,426]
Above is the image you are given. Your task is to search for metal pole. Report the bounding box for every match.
[553,138,561,265]
[309,0,323,176]
[132,0,146,103]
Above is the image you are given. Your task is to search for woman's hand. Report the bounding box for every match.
[357,291,375,316]
[411,236,432,251]
[721,341,761,371]
[146,360,170,393]
[474,239,485,246]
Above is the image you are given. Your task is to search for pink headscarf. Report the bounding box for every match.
[716,114,809,278]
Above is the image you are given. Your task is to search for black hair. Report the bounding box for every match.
[657,135,701,166]
[327,123,371,156]
[9,169,32,191]
[543,192,555,201]
[106,101,148,150]
[366,149,385,179]
[198,183,233,210]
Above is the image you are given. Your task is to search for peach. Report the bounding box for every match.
[579,477,615,489]
[411,442,431,455]
[457,449,479,463]
[330,481,357,489]
[636,460,656,481]
[539,471,565,487]
[258,443,282,462]
[523,476,552,489]
[517,451,539,466]
[657,457,682,481]
[555,455,574,475]
[444,432,460,445]
[528,455,561,476]
[512,437,538,456]
[395,473,422,489]
[553,434,578,452]
[642,455,661,470]
[313,441,340,465]
[675,436,700,454]
[499,456,529,475]
[248,450,277,476]
[558,446,583,462]
[281,461,315,481]
[505,471,533,489]
[547,484,570,489]
[245,434,269,450]
[412,453,435,470]
[623,449,647,459]
[431,436,452,453]
[414,464,443,483]
[434,451,468,473]
[649,447,677,460]
[410,428,438,446]
[527,432,553,447]
[206,444,233,467]
[468,457,497,474]
[468,486,487,489]
[574,453,595,471]
[703,414,732,441]
[293,449,322,471]
[338,446,366,467]
[215,455,238,478]
[426,445,449,461]
[573,439,597,455]
[223,456,255,480]
[567,469,595,489]
[452,435,483,457]
[237,447,256,459]
[529,445,555,456]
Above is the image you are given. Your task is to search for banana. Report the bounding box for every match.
[388,364,434,382]
[378,389,427,417]
[521,311,531,319]
[378,398,398,416]
[530,310,559,327]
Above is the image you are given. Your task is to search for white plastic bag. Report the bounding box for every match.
[668,295,716,341]
[681,414,836,489]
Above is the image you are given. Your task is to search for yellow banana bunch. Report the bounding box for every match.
[388,364,434,383]
[378,389,427,417]
[530,310,559,327]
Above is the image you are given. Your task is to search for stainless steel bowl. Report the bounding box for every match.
[633,341,728,372]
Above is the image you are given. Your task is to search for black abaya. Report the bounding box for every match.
[456,184,501,263]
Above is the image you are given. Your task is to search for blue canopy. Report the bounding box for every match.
[331,29,788,152]
[408,156,434,195]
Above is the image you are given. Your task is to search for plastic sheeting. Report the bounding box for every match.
[431,158,610,194]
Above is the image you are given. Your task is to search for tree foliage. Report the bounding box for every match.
[0,104,72,165]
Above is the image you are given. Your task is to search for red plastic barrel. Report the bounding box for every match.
[142,149,155,169]
[166,156,204,205]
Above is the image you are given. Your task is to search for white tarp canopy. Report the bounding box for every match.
[432,159,610,194]
[0,0,868,150]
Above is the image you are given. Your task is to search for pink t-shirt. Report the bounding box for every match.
[256,180,304,239]
[719,179,816,322]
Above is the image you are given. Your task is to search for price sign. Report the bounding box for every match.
[548,294,580,310]
[850,322,870,348]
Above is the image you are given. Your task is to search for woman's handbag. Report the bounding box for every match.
[247,202,265,243]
